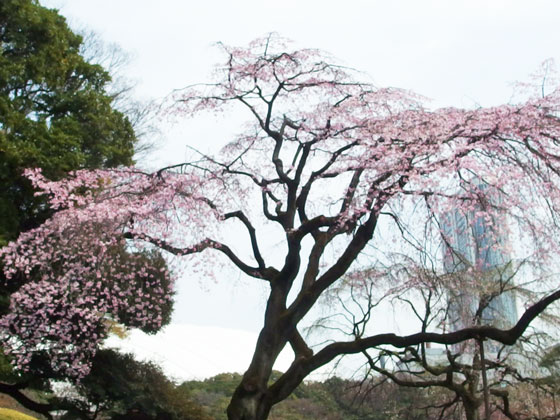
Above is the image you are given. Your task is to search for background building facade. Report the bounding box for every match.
[441,182,518,336]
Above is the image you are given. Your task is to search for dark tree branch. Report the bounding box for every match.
[288,203,385,322]
[269,288,560,405]
[363,351,450,389]
[261,189,283,223]
[340,169,363,214]
[287,328,313,359]
[491,389,520,420]
[124,232,275,280]
[224,210,266,270]
[0,382,54,419]
[300,234,329,291]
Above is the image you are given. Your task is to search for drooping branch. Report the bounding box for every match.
[269,289,560,405]
[491,389,520,420]
[318,290,560,364]
[362,351,451,390]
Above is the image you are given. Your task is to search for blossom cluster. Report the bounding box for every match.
[0,167,221,378]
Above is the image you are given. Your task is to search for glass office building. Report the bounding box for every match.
[441,183,518,334]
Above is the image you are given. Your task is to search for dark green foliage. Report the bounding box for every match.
[179,373,242,419]
[540,344,560,372]
[180,373,449,420]
[0,3,178,417]
[0,0,138,384]
[0,0,139,339]
[0,0,137,246]
[63,349,211,420]
[539,344,560,393]
[0,0,130,395]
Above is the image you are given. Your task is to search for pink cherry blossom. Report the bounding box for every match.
[3,36,560,418]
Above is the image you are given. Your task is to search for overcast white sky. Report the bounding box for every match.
[41,0,560,381]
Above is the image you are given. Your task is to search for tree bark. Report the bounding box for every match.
[478,339,490,420]
[225,328,279,420]
[226,271,294,420]
[463,399,481,420]
[226,391,272,420]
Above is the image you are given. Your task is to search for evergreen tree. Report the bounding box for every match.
[0,0,137,246]
[0,2,173,417]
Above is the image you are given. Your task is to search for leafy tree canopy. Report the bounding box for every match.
[65,349,211,420]
[182,373,443,420]
[0,0,137,244]
[0,2,177,417]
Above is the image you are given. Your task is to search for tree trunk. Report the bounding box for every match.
[463,399,480,420]
[225,324,281,420]
[226,280,293,420]
[226,390,272,420]
[478,339,490,420]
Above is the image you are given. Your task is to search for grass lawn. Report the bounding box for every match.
[0,408,37,420]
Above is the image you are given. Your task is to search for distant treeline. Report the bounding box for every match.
[180,372,452,420]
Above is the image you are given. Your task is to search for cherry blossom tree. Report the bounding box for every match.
[2,36,560,420]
